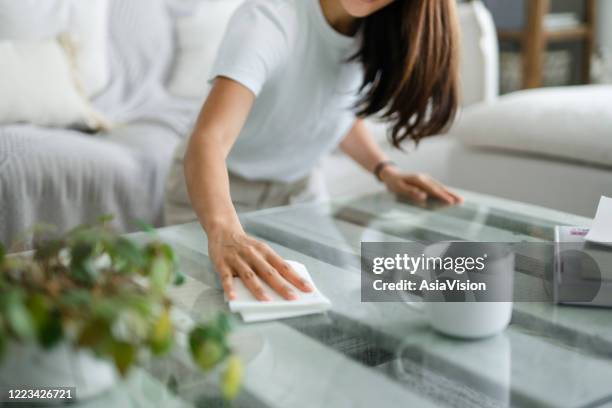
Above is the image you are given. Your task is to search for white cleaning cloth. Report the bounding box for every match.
[227,260,331,322]
[586,196,612,247]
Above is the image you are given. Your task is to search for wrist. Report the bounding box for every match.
[205,215,244,238]
[373,160,398,182]
[380,165,399,183]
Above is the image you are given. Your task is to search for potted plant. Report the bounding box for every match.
[0,217,242,401]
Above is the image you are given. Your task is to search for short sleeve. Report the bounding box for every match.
[208,1,289,96]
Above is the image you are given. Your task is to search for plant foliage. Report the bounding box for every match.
[0,218,242,399]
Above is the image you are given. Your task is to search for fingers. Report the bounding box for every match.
[404,175,458,204]
[396,183,428,203]
[448,189,465,204]
[431,181,463,204]
[418,182,455,204]
[265,250,313,293]
[211,230,311,301]
[250,256,299,301]
[218,264,236,300]
[249,242,312,299]
[391,173,463,205]
[231,258,271,302]
[223,239,310,301]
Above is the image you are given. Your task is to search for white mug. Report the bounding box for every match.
[421,243,514,339]
[425,301,513,339]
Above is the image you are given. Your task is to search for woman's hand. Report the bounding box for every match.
[208,226,314,301]
[380,166,464,205]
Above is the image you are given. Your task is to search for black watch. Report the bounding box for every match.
[373,160,396,182]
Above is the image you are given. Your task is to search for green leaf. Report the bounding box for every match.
[159,243,177,265]
[71,260,97,285]
[173,270,185,286]
[26,294,48,324]
[192,339,225,372]
[38,316,63,349]
[68,225,113,250]
[222,355,243,400]
[112,341,136,376]
[92,299,122,321]
[150,257,171,295]
[59,289,92,308]
[2,291,35,340]
[189,325,229,372]
[111,237,145,273]
[60,289,92,304]
[188,326,208,346]
[190,323,228,347]
[116,293,152,317]
[149,308,173,355]
[0,242,5,265]
[77,319,110,349]
[134,219,156,235]
[26,294,63,348]
[216,314,231,335]
[70,242,97,284]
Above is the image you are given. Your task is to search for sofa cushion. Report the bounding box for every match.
[0,38,108,130]
[0,0,110,97]
[452,85,612,168]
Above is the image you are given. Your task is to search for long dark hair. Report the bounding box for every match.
[353,0,461,148]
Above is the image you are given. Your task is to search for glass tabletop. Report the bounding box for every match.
[117,190,612,408]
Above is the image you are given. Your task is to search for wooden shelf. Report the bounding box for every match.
[499,25,591,42]
[494,0,595,89]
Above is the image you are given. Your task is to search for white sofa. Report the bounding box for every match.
[324,1,612,218]
[1,0,606,249]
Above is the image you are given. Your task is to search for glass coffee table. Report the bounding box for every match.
[95,190,612,408]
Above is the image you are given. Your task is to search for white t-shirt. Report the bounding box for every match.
[209,0,362,183]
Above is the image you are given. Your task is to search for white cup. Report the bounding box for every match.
[421,243,514,339]
[425,301,512,339]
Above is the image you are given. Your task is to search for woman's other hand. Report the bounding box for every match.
[380,167,464,205]
[208,226,314,301]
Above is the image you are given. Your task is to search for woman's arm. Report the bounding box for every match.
[339,119,463,204]
[184,78,313,301]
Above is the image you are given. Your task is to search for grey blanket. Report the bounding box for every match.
[0,0,203,247]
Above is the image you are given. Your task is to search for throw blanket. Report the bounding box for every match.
[0,0,202,248]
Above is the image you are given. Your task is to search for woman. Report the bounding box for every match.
[165,0,463,301]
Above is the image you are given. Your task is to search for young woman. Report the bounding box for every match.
[165,0,463,301]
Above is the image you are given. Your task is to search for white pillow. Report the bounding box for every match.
[0,0,110,97]
[68,0,110,96]
[0,38,108,130]
[168,0,244,98]
[452,85,612,168]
